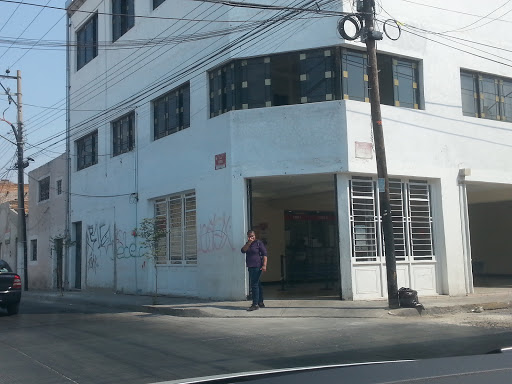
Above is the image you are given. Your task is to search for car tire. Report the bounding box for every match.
[6,302,19,316]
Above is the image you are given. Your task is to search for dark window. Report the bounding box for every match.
[503,79,512,122]
[392,58,420,109]
[31,239,37,261]
[76,131,98,171]
[57,180,62,195]
[39,176,50,202]
[271,53,299,106]
[153,0,166,9]
[299,48,337,104]
[77,13,98,70]
[153,83,190,140]
[208,47,421,117]
[239,57,271,109]
[461,71,479,117]
[112,0,134,42]
[112,112,135,156]
[460,71,512,122]
[343,50,368,102]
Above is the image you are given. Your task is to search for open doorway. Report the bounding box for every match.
[466,182,512,289]
[248,174,340,299]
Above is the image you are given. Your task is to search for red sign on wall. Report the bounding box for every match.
[215,153,226,170]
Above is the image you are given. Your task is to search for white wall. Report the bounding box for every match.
[0,203,18,273]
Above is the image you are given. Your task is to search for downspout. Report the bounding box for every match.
[458,169,473,294]
[65,11,71,291]
[134,111,139,294]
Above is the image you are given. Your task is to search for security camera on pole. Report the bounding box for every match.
[338,0,399,309]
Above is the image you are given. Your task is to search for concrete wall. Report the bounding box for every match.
[27,154,68,289]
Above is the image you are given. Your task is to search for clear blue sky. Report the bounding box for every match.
[0,0,67,182]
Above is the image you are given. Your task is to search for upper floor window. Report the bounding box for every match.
[39,176,50,202]
[112,112,135,156]
[56,179,62,195]
[153,83,190,140]
[76,131,98,171]
[461,70,512,122]
[77,13,98,70]
[31,239,37,261]
[209,47,421,117]
[112,0,134,42]
[153,0,166,9]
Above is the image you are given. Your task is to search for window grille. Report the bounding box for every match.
[154,191,197,265]
[350,177,434,262]
[112,112,135,156]
[39,176,50,202]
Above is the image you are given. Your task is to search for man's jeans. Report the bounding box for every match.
[248,267,264,306]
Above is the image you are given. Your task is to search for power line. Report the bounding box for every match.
[25,0,333,158]
[0,0,23,34]
[0,0,52,63]
[442,0,512,33]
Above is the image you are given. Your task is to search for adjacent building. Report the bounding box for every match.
[27,154,68,290]
[64,0,512,300]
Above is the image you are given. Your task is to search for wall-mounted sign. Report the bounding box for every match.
[215,153,226,170]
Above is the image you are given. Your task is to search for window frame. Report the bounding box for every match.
[112,111,135,156]
[76,12,98,70]
[76,130,98,171]
[38,176,50,202]
[56,179,63,195]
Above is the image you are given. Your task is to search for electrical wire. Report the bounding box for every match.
[0,0,23,34]
[442,0,512,33]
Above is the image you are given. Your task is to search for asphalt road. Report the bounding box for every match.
[1,297,511,384]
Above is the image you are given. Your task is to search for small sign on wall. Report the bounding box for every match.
[215,153,226,170]
[355,141,373,159]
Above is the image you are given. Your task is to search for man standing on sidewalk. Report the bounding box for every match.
[241,230,267,311]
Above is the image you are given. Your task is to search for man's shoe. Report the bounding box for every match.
[247,305,259,311]
[258,303,265,308]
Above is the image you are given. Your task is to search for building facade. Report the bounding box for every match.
[27,154,68,290]
[65,0,512,300]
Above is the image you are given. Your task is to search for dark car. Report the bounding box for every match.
[0,260,21,315]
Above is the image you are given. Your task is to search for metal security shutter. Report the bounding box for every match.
[350,177,378,261]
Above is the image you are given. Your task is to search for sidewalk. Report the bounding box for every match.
[23,287,512,318]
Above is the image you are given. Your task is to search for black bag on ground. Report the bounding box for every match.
[398,287,419,308]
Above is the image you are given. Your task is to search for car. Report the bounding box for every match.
[0,260,22,315]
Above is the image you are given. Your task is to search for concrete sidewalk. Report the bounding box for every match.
[23,287,512,318]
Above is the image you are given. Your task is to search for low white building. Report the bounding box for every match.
[65,0,512,300]
[27,154,68,290]
[0,202,19,272]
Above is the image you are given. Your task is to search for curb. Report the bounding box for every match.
[390,301,512,317]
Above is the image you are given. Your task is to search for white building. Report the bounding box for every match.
[0,202,19,272]
[65,0,512,300]
[27,154,68,290]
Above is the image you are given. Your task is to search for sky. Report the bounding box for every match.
[0,0,67,183]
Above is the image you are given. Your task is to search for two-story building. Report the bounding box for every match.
[27,154,68,290]
[65,0,512,300]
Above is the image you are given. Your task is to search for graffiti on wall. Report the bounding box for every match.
[86,223,113,273]
[199,213,235,254]
[116,228,147,260]
[85,223,147,273]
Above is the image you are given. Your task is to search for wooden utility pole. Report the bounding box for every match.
[0,70,28,290]
[362,0,399,308]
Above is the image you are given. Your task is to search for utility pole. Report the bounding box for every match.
[1,70,28,291]
[15,70,28,291]
[362,0,399,308]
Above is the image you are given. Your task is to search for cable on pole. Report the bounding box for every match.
[337,14,363,40]
[383,18,401,40]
